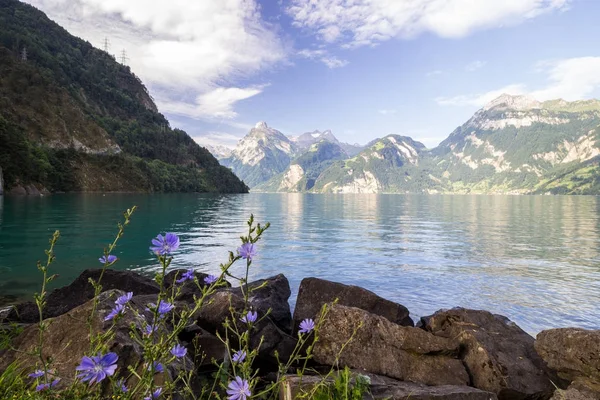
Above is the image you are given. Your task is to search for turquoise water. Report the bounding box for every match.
[0,193,599,334]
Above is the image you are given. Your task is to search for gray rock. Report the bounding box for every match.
[230,274,292,333]
[422,308,559,399]
[313,304,468,386]
[194,290,297,369]
[164,268,231,303]
[535,328,600,382]
[280,373,497,400]
[293,277,413,333]
[7,269,159,323]
[0,290,192,390]
[550,378,600,400]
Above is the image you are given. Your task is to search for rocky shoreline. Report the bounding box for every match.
[1,269,598,399]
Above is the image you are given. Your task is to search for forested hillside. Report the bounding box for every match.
[0,0,248,194]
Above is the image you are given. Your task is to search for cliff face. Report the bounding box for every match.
[0,0,247,194]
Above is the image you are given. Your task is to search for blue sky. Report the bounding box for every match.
[24,0,600,148]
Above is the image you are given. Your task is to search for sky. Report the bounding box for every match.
[22,0,600,149]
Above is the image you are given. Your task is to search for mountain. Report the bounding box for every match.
[291,129,363,156]
[220,122,297,187]
[0,0,247,194]
[432,94,600,194]
[249,94,600,194]
[204,144,233,160]
[255,140,348,192]
[310,135,444,193]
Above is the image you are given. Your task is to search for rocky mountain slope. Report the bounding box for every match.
[0,0,247,194]
[432,94,600,194]
[311,135,443,193]
[220,94,600,194]
[255,140,349,192]
[220,122,298,187]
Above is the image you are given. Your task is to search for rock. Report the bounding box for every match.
[230,274,292,333]
[8,185,26,196]
[7,269,159,323]
[163,269,231,303]
[194,291,297,369]
[178,324,227,369]
[25,184,40,196]
[551,378,600,400]
[313,304,468,386]
[293,277,413,333]
[0,290,191,389]
[422,308,558,399]
[535,328,600,382]
[280,373,497,400]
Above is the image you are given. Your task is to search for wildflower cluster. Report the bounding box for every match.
[5,210,354,400]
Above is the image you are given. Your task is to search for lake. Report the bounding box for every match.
[0,193,598,335]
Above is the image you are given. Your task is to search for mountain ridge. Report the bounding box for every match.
[217,94,600,194]
[0,0,248,194]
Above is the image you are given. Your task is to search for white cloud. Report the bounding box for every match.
[321,57,349,68]
[436,56,600,107]
[287,0,570,47]
[465,60,487,72]
[297,48,349,68]
[378,109,397,115]
[192,132,241,148]
[426,70,442,77]
[25,0,286,119]
[530,57,600,101]
[436,84,526,106]
[158,86,266,120]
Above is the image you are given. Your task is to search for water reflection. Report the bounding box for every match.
[0,193,598,334]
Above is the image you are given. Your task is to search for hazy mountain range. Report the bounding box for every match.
[211,94,600,195]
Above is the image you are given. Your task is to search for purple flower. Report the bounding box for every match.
[104,304,124,321]
[144,387,163,400]
[170,344,187,358]
[147,300,174,316]
[227,376,251,400]
[28,370,44,379]
[175,269,194,284]
[240,310,257,324]
[76,352,118,384]
[35,379,59,391]
[143,324,157,336]
[99,255,117,264]
[203,274,218,285]
[146,361,164,374]
[115,292,133,306]
[299,318,315,334]
[150,233,180,255]
[232,350,246,363]
[237,243,257,261]
[118,379,128,393]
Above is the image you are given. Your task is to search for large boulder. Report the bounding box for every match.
[0,290,191,390]
[313,304,468,386]
[422,308,558,399]
[535,328,600,383]
[6,269,160,323]
[194,291,297,370]
[229,274,292,333]
[293,277,413,333]
[280,373,498,400]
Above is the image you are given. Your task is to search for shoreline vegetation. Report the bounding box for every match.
[0,209,598,400]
